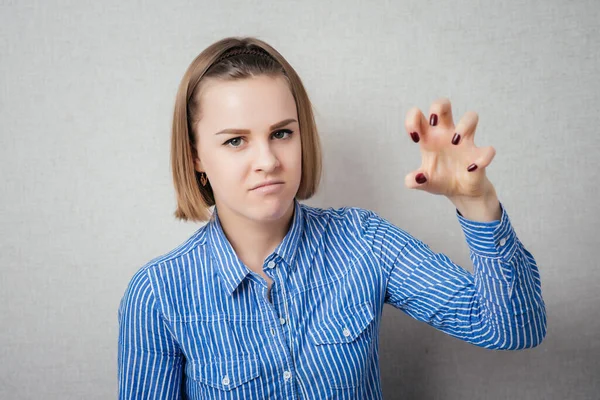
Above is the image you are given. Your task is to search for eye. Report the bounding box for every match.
[272,129,293,139]
[223,137,244,147]
[222,129,293,148]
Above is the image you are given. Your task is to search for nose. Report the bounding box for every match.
[253,141,280,173]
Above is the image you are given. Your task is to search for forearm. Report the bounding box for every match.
[470,244,547,350]
[455,201,547,349]
[391,201,546,349]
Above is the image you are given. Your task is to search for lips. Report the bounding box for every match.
[251,181,283,190]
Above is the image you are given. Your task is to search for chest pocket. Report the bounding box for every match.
[191,356,261,398]
[307,301,376,390]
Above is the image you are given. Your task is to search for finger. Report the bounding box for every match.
[404,169,428,190]
[453,111,479,145]
[428,97,454,128]
[405,107,428,143]
[468,146,496,171]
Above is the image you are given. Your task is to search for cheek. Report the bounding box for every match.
[295,142,303,169]
[216,163,246,182]
[206,157,241,185]
[288,136,303,163]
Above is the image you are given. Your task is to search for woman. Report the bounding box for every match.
[118,36,547,399]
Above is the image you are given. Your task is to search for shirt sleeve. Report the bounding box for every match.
[369,202,547,350]
[118,268,184,399]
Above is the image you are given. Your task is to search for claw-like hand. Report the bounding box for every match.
[404,98,496,200]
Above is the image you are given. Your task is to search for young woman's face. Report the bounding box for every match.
[193,75,302,223]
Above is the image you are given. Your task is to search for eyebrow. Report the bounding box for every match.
[214,118,297,135]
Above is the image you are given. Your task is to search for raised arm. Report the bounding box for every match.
[369,202,546,350]
[369,97,547,349]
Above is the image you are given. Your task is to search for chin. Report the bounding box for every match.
[248,196,294,221]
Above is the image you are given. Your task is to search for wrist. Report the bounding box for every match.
[450,185,502,222]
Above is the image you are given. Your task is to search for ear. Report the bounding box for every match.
[193,156,203,173]
[191,146,204,173]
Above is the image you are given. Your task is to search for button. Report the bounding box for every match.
[267,261,276,269]
[283,370,292,381]
[222,375,230,385]
[342,327,351,337]
[499,238,507,246]
[279,317,286,325]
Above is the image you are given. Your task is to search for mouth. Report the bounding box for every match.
[250,181,284,190]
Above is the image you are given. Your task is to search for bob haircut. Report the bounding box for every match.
[171,36,323,222]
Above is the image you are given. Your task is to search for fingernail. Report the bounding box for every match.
[415,173,427,184]
[429,114,438,126]
[410,132,420,143]
[467,163,478,172]
[452,133,460,145]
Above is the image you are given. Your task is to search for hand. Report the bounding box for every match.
[404,98,496,200]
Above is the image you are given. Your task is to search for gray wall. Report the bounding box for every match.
[1,0,598,399]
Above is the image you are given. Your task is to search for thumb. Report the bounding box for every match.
[476,146,496,169]
[405,170,428,190]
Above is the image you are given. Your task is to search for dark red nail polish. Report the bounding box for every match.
[429,114,438,126]
[467,163,478,172]
[415,173,427,184]
[410,132,420,143]
[452,133,460,145]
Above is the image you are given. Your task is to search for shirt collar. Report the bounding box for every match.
[207,198,305,296]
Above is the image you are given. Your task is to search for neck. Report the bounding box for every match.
[216,201,295,270]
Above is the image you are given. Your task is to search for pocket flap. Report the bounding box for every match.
[192,357,260,390]
[309,302,375,345]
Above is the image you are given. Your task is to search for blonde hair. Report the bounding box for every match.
[171,37,322,222]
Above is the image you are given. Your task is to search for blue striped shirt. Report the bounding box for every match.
[118,198,546,399]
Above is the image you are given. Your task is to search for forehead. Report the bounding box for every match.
[197,75,297,132]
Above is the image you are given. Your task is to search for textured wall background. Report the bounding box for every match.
[1,0,598,398]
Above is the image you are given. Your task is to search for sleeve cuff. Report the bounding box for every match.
[456,201,518,262]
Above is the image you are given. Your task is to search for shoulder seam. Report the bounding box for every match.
[142,225,208,272]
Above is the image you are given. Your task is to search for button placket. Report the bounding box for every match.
[261,259,297,392]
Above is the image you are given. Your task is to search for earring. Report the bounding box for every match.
[200,172,208,187]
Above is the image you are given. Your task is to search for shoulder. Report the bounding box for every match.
[119,224,210,310]
[299,202,415,250]
[300,202,380,231]
[299,202,390,241]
